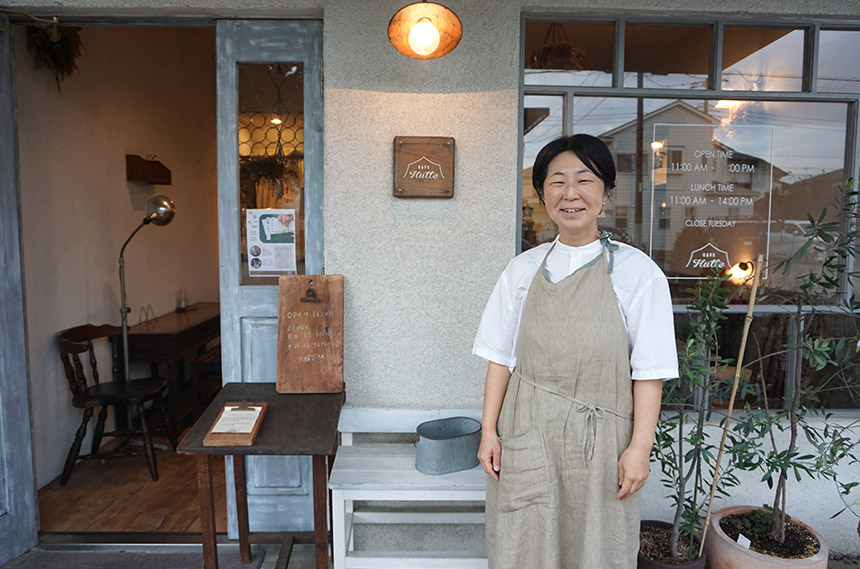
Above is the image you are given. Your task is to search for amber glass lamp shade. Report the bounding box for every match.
[727,260,755,283]
[388,2,462,59]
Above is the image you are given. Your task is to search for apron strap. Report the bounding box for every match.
[599,231,619,274]
[540,234,619,282]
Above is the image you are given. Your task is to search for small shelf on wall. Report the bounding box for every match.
[126,154,171,185]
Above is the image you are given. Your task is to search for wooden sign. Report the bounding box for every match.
[203,402,268,447]
[276,275,344,393]
[393,136,455,198]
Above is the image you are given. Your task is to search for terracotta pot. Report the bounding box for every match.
[707,505,829,569]
[638,520,706,569]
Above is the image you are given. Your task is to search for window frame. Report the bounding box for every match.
[520,12,860,411]
[520,12,860,303]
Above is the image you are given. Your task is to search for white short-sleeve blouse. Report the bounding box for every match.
[472,236,679,380]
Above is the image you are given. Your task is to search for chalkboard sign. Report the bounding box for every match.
[276,275,344,393]
[650,123,774,280]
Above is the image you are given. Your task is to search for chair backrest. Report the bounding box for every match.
[57,324,122,408]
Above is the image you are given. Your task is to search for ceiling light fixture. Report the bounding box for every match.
[389,1,462,60]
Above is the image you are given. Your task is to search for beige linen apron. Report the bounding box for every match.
[485,237,639,569]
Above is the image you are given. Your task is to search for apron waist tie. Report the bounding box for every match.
[514,372,632,462]
[578,402,604,462]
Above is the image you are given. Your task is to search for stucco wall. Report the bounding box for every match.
[14,25,218,489]
[6,0,860,554]
[323,0,520,408]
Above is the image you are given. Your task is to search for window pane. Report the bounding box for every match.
[717,313,790,409]
[672,312,789,411]
[524,21,614,87]
[623,24,711,89]
[565,97,848,302]
[805,314,860,409]
[522,95,565,249]
[722,27,804,91]
[238,63,305,284]
[817,30,860,93]
[708,311,860,410]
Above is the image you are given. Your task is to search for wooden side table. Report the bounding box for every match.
[128,301,221,428]
[178,382,343,569]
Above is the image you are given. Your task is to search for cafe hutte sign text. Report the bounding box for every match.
[650,124,774,279]
[393,136,455,198]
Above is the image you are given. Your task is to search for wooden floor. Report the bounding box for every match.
[38,437,227,533]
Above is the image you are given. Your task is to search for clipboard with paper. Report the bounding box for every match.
[202,401,268,446]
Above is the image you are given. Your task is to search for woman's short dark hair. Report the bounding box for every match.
[531,134,616,204]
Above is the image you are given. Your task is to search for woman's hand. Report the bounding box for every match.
[479,362,511,481]
[616,444,650,500]
[478,432,502,480]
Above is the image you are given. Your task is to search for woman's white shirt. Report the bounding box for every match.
[472,237,679,380]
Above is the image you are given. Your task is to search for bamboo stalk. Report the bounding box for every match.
[698,253,764,558]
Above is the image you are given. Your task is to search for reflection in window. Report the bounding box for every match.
[238,63,306,282]
[564,97,847,300]
[722,27,804,91]
[623,24,711,89]
[818,30,860,93]
[522,95,564,250]
[524,22,614,87]
[806,314,860,409]
[522,16,860,409]
[717,313,789,410]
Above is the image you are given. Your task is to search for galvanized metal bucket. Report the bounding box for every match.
[415,416,481,475]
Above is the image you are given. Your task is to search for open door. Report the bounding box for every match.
[216,20,324,535]
[0,14,39,565]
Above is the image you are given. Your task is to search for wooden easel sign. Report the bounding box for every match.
[276,275,344,393]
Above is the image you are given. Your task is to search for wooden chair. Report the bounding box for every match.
[57,324,178,485]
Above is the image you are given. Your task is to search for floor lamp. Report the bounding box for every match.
[119,194,176,383]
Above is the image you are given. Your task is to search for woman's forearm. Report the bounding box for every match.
[629,379,663,451]
[478,362,512,479]
[616,379,663,499]
[481,362,512,436]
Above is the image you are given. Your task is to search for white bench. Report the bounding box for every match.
[329,408,488,569]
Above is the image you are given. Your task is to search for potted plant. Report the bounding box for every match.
[640,272,758,568]
[707,179,860,568]
[239,152,302,209]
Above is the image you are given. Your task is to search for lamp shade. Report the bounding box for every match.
[389,2,462,59]
[145,194,176,226]
[727,260,754,283]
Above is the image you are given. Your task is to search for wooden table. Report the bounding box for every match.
[177,382,343,569]
[128,301,221,428]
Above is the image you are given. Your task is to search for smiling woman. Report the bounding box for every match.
[532,134,616,246]
[474,134,677,569]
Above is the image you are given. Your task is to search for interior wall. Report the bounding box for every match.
[14,25,218,488]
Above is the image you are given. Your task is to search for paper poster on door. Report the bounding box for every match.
[246,209,297,276]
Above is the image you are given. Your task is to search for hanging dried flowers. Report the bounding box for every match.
[240,153,302,207]
[26,24,82,93]
[525,23,590,71]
